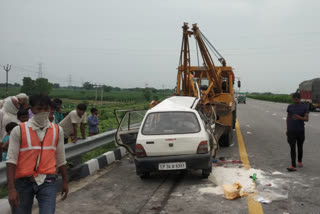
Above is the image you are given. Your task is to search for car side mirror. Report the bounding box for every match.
[237,80,241,88]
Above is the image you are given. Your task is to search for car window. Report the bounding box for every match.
[142,112,201,135]
[120,110,146,131]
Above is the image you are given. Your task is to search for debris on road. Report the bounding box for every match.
[254,185,288,204]
[272,171,283,175]
[223,182,243,200]
[198,163,289,204]
[209,164,264,194]
[250,173,257,181]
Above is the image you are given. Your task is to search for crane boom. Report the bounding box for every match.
[177,23,231,104]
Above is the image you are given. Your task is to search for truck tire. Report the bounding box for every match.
[232,111,236,129]
[219,130,233,147]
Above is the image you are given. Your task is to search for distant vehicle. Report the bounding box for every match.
[114,96,217,179]
[299,78,320,111]
[237,94,246,104]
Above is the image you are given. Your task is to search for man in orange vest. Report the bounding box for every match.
[6,95,68,214]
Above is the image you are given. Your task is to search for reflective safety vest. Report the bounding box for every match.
[15,122,59,179]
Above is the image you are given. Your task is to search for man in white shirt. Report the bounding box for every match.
[6,95,68,214]
[59,103,87,143]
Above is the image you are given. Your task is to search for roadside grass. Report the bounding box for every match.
[81,143,117,163]
[247,94,291,103]
[0,87,174,103]
[62,100,149,138]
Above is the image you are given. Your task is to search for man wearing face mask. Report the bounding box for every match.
[6,95,68,214]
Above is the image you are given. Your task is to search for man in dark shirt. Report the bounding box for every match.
[286,92,309,171]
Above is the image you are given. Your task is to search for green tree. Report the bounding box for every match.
[102,85,112,92]
[53,83,60,88]
[83,81,94,90]
[21,77,36,95]
[143,89,152,101]
[20,77,53,95]
[35,78,53,95]
[153,95,159,101]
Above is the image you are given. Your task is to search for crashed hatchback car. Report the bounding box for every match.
[115,96,217,179]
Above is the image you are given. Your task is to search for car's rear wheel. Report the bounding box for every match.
[201,168,212,179]
[139,172,150,179]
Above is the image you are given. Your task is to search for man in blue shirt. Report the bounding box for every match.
[286,93,309,171]
[88,108,99,136]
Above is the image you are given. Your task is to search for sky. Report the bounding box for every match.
[0,0,320,93]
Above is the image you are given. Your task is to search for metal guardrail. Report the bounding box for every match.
[0,129,117,186]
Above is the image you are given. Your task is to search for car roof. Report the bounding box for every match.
[149,96,197,112]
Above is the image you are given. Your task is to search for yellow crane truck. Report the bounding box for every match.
[175,23,238,147]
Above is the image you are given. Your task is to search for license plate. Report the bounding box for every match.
[158,162,186,170]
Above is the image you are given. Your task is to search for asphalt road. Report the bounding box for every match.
[55,99,320,214]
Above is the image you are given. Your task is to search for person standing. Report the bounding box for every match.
[59,103,87,143]
[0,97,20,148]
[17,109,29,123]
[6,95,68,214]
[16,93,29,110]
[88,108,99,136]
[53,99,64,124]
[2,122,18,162]
[286,92,309,172]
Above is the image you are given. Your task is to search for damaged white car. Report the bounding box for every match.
[114,96,218,179]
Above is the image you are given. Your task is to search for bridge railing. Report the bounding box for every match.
[0,129,117,186]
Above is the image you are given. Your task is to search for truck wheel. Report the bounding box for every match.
[201,168,212,179]
[219,130,233,147]
[232,111,236,129]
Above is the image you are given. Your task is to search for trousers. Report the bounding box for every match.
[287,131,305,167]
[11,176,57,214]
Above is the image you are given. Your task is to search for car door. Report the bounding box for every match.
[114,110,147,155]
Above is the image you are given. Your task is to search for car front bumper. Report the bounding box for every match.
[134,153,211,174]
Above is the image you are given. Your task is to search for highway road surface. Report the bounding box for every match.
[55,99,320,214]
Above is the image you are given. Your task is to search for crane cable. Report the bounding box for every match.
[199,30,224,63]
[195,38,200,69]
